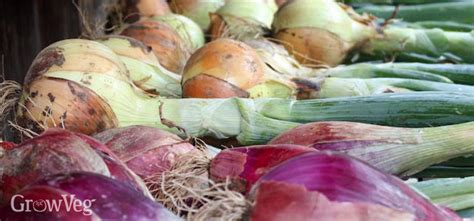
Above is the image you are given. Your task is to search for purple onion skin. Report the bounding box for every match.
[252,152,460,221]
[0,172,181,221]
[0,128,110,205]
[210,144,314,193]
[94,126,195,179]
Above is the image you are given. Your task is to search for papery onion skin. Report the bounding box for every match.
[94,125,195,179]
[182,38,266,98]
[253,152,461,221]
[209,144,314,193]
[0,172,179,221]
[121,20,191,73]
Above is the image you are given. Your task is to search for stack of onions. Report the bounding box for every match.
[169,0,225,31]
[273,0,474,66]
[12,39,474,144]
[209,0,277,40]
[151,13,205,51]
[121,19,191,73]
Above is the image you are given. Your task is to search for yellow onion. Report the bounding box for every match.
[97,35,181,97]
[169,0,225,31]
[122,0,171,23]
[274,0,474,66]
[151,14,205,51]
[16,40,126,135]
[121,20,191,74]
[209,0,276,40]
[273,0,377,66]
[181,38,295,98]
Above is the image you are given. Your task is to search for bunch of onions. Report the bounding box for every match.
[273,0,474,66]
[151,13,205,51]
[0,128,150,204]
[209,0,277,40]
[169,0,225,31]
[193,152,461,220]
[98,35,181,96]
[12,39,474,144]
[121,19,191,73]
[269,121,474,176]
[121,0,171,23]
[0,172,179,220]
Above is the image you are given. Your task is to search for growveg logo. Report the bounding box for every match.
[10,194,96,215]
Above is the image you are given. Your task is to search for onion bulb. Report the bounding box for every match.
[274,0,474,66]
[94,125,196,179]
[181,38,295,98]
[209,0,276,40]
[273,0,377,66]
[151,14,205,51]
[98,35,181,96]
[169,0,225,31]
[121,19,191,74]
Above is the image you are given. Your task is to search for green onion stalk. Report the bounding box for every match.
[209,0,276,40]
[11,39,474,144]
[393,21,474,32]
[357,2,474,24]
[411,177,474,211]
[273,0,474,66]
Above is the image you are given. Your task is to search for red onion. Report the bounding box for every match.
[0,172,179,220]
[269,121,474,176]
[0,128,150,204]
[251,152,461,221]
[93,125,195,179]
[209,144,314,193]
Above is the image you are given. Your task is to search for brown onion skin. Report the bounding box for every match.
[121,20,190,73]
[275,28,350,67]
[123,0,171,23]
[182,38,266,98]
[17,78,118,136]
